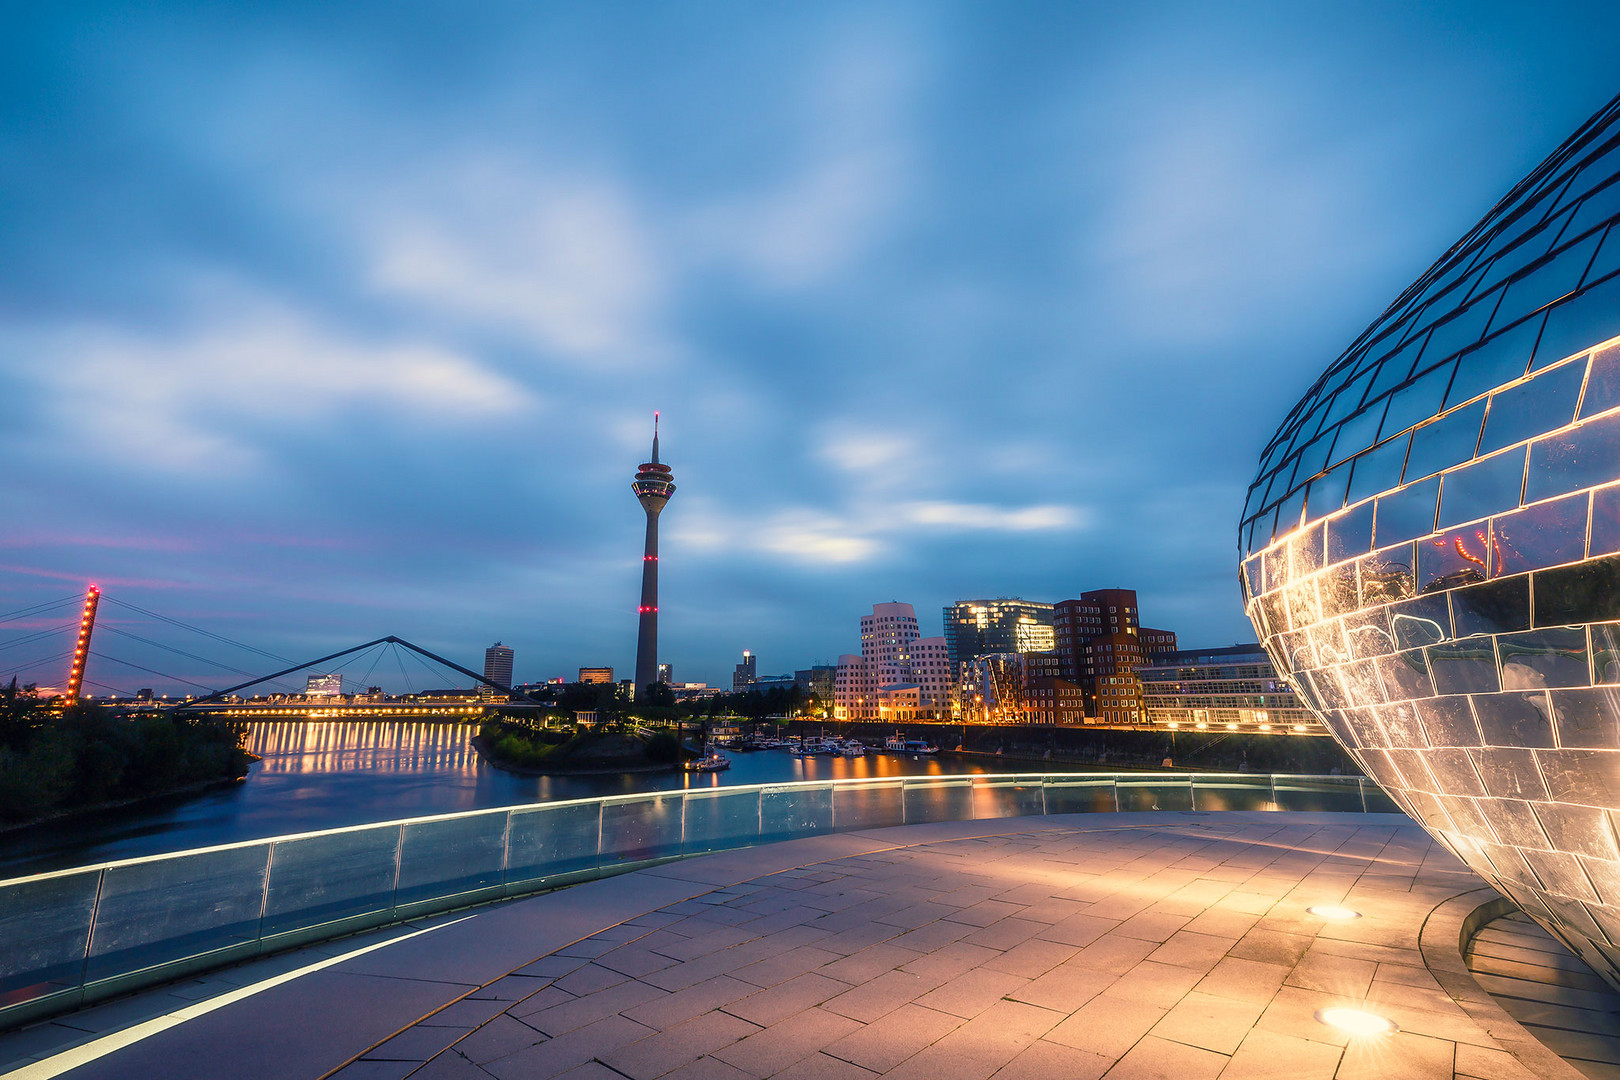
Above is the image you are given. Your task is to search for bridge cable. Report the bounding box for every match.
[94,625,300,692]
[0,594,81,626]
[98,597,295,665]
[89,651,219,694]
[389,642,416,694]
[0,623,76,655]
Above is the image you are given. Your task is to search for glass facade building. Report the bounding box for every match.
[1139,645,1319,732]
[1239,92,1620,989]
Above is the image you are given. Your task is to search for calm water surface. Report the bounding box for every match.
[0,721,1073,876]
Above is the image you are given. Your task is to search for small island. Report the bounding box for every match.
[475,717,683,774]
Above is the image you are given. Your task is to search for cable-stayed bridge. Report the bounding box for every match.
[0,586,539,718]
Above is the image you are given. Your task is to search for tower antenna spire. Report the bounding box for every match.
[652,411,660,464]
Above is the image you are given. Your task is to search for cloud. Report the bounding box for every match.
[674,497,1087,567]
[367,163,664,363]
[15,302,536,475]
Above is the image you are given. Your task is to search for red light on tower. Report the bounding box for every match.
[66,584,101,702]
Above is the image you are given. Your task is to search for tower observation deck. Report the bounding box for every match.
[632,414,675,697]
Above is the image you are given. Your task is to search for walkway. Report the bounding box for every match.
[0,812,1597,1079]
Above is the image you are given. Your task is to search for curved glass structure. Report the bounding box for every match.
[1240,91,1620,987]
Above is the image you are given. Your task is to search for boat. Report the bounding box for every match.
[840,739,865,757]
[682,749,731,772]
[883,734,937,754]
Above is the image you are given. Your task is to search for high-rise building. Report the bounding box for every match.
[1053,589,1176,723]
[732,650,756,693]
[1239,91,1620,990]
[656,662,673,685]
[631,414,676,699]
[833,602,952,720]
[305,673,342,697]
[942,599,1055,673]
[578,667,613,685]
[482,642,514,702]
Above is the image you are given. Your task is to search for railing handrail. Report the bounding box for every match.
[0,771,1367,887]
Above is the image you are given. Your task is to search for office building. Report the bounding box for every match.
[481,642,514,702]
[578,667,613,685]
[656,663,673,685]
[1053,589,1177,722]
[942,599,1055,673]
[1138,645,1318,731]
[631,415,676,699]
[1240,91,1620,989]
[305,673,342,697]
[732,650,756,693]
[794,666,836,705]
[833,602,952,720]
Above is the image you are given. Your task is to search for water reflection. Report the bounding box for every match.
[0,721,1038,876]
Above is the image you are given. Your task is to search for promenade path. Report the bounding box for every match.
[0,812,1592,1080]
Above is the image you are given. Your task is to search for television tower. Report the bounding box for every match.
[632,413,675,698]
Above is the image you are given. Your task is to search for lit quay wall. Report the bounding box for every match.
[1239,91,1620,988]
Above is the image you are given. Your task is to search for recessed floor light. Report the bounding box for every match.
[1307,905,1362,921]
[1316,1007,1397,1037]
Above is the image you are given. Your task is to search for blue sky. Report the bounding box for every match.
[4,2,1620,691]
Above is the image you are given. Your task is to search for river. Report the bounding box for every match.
[0,721,1074,877]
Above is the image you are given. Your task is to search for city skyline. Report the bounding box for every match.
[6,4,1620,690]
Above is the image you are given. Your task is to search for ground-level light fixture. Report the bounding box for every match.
[1315,1007,1396,1037]
[1307,905,1363,920]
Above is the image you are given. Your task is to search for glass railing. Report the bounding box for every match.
[0,772,1396,1028]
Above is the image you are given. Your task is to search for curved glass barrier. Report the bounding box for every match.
[0,771,1388,1028]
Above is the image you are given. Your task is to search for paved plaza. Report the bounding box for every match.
[2,812,1606,1080]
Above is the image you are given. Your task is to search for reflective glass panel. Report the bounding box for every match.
[1375,476,1441,546]
[1417,527,1490,592]
[1493,494,1590,576]
[1347,434,1412,506]
[1383,362,1458,441]
[1416,695,1483,746]
[1497,627,1591,690]
[1387,594,1452,649]
[0,871,101,1004]
[1593,487,1620,556]
[1533,556,1620,627]
[1438,447,1526,528]
[1480,359,1588,455]
[1426,639,1502,695]
[1325,500,1376,565]
[1583,344,1620,420]
[1451,575,1531,638]
[1535,271,1620,369]
[1503,232,1601,317]
[1445,315,1544,408]
[1406,399,1487,483]
[1549,687,1620,748]
[1526,410,1620,503]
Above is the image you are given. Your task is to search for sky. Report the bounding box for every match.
[5,1,1620,693]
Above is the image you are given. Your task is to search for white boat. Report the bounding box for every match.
[840,740,865,757]
[682,749,731,772]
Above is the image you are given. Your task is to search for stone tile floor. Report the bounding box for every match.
[321,817,1574,1080]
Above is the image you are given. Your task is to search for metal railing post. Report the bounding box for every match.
[1189,776,1198,812]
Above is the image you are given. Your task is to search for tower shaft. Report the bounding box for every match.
[634,510,660,692]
